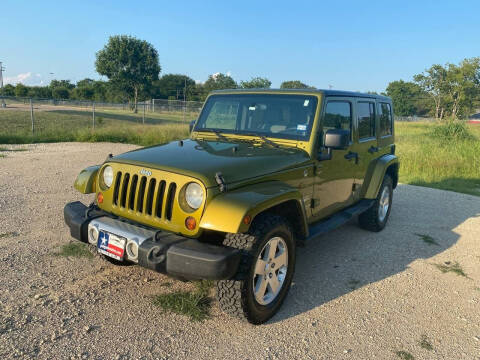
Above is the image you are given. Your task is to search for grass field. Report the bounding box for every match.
[396,122,480,196]
[0,107,191,146]
[1,107,479,196]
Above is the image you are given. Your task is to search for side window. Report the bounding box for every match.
[323,101,352,134]
[378,102,392,136]
[357,102,375,139]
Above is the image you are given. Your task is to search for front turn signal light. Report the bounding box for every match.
[97,192,104,204]
[185,216,196,230]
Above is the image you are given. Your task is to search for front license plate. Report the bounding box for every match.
[97,231,126,261]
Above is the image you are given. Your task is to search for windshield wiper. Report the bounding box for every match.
[197,128,229,141]
[241,132,280,148]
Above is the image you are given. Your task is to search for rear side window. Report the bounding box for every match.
[323,101,352,133]
[378,102,393,136]
[357,102,375,139]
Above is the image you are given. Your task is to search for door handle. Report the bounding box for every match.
[368,146,379,154]
[344,151,358,164]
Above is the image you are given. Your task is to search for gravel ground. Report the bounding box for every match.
[0,142,479,360]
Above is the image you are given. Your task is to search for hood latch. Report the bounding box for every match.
[215,172,227,192]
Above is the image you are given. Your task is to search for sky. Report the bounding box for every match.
[2,0,480,92]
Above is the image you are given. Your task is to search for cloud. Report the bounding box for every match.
[4,72,44,86]
[211,71,233,80]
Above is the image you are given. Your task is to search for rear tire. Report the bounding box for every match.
[358,174,393,232]
[216,214,296,324]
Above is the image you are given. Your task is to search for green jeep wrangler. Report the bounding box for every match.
[64,89,399,324]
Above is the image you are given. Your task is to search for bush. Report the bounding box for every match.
[431,120,475,142]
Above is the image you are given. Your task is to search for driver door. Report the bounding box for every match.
[311,97,356,220]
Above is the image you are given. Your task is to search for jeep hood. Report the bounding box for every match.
[110,139,311,188]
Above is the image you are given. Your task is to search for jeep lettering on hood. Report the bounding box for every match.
[110,139,311,188]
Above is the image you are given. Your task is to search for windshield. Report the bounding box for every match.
[194,94,318,141]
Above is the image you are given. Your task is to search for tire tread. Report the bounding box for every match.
[358,175,393,232]
[216,214,291,324]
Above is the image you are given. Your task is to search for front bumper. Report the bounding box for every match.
[63,201,241,280]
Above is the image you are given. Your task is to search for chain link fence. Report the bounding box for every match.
[395,115,436,122]
[0,96,202,142]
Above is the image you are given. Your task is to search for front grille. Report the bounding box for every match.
[113,171,177,221]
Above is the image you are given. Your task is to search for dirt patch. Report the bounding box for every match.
[0,142,479,359]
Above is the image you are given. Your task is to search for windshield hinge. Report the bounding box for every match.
[215,172,227,192]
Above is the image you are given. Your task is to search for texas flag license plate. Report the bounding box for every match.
[97,231,126,261]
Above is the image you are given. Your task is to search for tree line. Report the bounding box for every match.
[385,58,480,119]
[0,74,313,104]
[0,35,313,111]
[2,34,479,119]
[0,73,313,105]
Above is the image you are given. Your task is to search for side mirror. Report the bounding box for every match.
[189,120,196,133]
[324,129,350,150]
[318,129,350,161]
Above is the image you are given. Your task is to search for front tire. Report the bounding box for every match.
[216,214,296,324]
[358,174,393,232]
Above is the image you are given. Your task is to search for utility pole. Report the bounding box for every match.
[92,102,95,130]
[183,78,186,122]
[30,98,35,134]
[0,62,4,88]
[0,62,6,108]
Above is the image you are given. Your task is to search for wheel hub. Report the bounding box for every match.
[378,186,390,222]
[253,236,288,305]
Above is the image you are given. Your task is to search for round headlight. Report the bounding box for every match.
[103,166,114,189]
[185,182,204,209]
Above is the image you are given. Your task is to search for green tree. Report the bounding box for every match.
[92,81,109,102]
[385,80,429,116]
[153,74,195,99]
[95,35,161,112]
[203,73,237,93]
[444,58,480,118]
[50,79,75,90]
[280,80,313,89]
[52,87,70,99]
[239,77,272,89]
[191,83,207,101]
[71,78,96,100]
[76,78,95,88]
[71,86,94,100]
[414,58,480,119]
[28,86,52,99]
[15,83,29,97]
[2,84,16,96]
[414,64,449,120]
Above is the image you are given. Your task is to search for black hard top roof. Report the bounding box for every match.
[211,88,391,101]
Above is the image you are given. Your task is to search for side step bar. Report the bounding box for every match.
[306,199,374,242]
